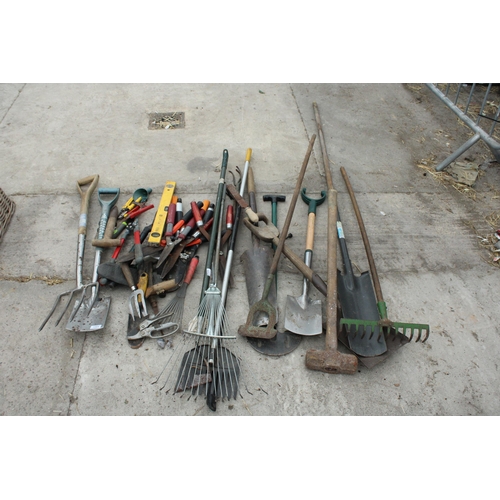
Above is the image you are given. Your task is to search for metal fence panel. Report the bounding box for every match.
[426,83,500,171]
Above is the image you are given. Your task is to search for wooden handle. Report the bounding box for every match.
[145,279,177,298]
[340,166,383,302]
[247,167,256,198]
[120,263,136,289]
[76,175,99,235]
[305,212,316,251]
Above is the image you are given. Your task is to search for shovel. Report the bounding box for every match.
[339,166,430,343]
[225,154,300,357]
[66,187,120,332]
[238,134,316,340]
[336,212,387,356]
[284,188,326,336]
[305,102,358,375]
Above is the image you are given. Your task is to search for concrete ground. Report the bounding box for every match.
[1,83,499,416]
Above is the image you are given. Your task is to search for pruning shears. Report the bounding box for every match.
[126,311,179,340]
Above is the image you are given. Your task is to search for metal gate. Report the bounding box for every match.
[426,83,500,171]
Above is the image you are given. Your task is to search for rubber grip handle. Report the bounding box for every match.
[111,240,125,260]
[126,204,154,220]
[137,272,148,291]
[226,205,234,228]
[184,256,199,284]
[191,201,203,226]
[77,174,99,235]
[134,230,144,266]
[165,202,176,236]
[203,203,214,223]
[175,199,183,223]
[134,230,141,245]
[172,201,203,233]
[179,216,197,239]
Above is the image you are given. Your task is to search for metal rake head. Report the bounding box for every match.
[340,318,430,343]
[174,343,241,402]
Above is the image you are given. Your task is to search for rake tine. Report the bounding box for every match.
[422,328,430,343]
[415,328,422,343]
[367,325,374,340]
[221,347,233,400]
[360,323,367,339]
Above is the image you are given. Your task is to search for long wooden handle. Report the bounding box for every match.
[305,212,316,252]
[269,134,316,276]
[340,166,383,303]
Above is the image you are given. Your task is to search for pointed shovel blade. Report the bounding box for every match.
[337,270,387,357]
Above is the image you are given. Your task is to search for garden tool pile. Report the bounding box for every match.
[39,107,430,412]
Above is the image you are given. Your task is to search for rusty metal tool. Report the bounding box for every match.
[238,135,316,340]
[243,215,328,295]
[241,166,277,326]
[305,102,358,374]
[226,184,259,224]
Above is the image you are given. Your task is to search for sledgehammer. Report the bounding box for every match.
[305,102,358,374]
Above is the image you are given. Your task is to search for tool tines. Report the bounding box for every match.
[129,289,148,319]
[340,318,430,343]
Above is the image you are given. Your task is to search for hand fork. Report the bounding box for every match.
[121,263,149,319]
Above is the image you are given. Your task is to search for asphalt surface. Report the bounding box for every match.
[1,83,500,417]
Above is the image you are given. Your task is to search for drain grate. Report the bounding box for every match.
[148,112,185,130]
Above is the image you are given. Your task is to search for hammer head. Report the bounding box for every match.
[263,194,286,203]
[305,348,358,374]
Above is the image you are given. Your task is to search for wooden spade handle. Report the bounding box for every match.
[76,175,99,235]
[305,212,316,252]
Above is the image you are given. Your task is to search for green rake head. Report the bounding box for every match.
[340,317,430,343]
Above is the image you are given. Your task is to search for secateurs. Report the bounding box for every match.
[126,312,179,340]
